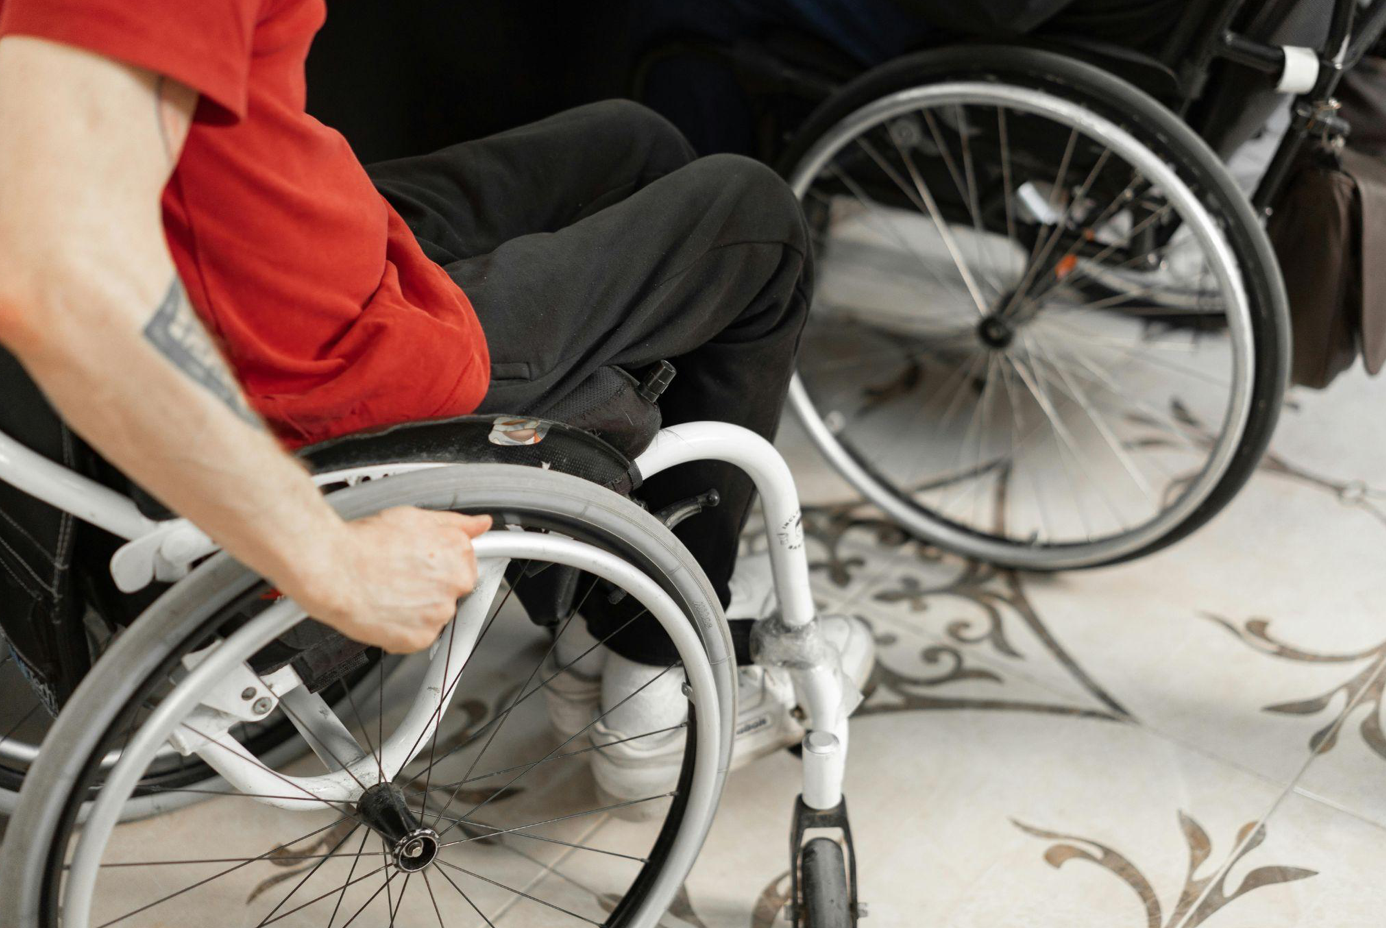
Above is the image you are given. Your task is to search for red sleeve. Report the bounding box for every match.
[0,0,261,121]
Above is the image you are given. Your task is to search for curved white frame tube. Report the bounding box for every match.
[635,422,815,629]
[0,430,155,540]
[635,422,850,780]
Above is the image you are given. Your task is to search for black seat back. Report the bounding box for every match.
[0,350,92,714]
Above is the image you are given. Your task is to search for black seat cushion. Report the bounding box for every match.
[301,414,643,494]
[128,364,663,520]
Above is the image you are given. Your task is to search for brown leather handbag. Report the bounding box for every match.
[1267,143,1386,389]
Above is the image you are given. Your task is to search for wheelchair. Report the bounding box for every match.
[0,359,864,927]
[636,0,1386,570]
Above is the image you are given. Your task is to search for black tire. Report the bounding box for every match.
[779,45,1290,569]
[800,837,852,928]
[1,464,736,928]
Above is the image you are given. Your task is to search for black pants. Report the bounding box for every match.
[368,101,813,663]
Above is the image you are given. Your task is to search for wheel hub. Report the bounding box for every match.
[356,782,441,873]
[977,315,1015,349]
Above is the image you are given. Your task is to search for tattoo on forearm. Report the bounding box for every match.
[143,280,263,428]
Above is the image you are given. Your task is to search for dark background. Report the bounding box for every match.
[306,1,636,164]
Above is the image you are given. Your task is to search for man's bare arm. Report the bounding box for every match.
[0,37,489,652]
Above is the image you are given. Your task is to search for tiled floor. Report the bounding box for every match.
[2,365,1382,926]
[716,364,1384,927]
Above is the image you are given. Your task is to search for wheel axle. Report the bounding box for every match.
[356,782,441,873]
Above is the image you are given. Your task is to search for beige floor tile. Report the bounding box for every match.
[830,374,1386,792]
[1181,789,1386,928]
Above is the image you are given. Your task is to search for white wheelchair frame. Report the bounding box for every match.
[0,418,856,925]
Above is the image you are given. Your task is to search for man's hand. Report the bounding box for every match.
[300,509,494,653]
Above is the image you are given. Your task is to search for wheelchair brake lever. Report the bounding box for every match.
[652,488,720,532]
[605,488,720,606]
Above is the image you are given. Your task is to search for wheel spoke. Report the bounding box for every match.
[434,862,498,928]
[997,106,1020,278]
[1048,347,1211,454]
[90,851,373,869]
[418,588,467,826]
[1013,342,1129,531]
[925,105,1004,298]
[1025,333,1158,502]
[421,870,447,928]
[179,721,371,830]
[140,786,365,803]
[817,166,970,302]
[435,792,677,850]
[254,824,361,927]
[333,869,398,928]
[327,827,373,928]
[426,722,687,795]
[441,814,649,862]
[428,573,600,830]
[380,838,395,923]
[1002,352,1098,540]
[92,817,353,928]
[435,859,602,925]
[1004,145,1113,318]
[863,133,989,316]
[997,348,1059,542]
[1046,321,1233,390]
[433,663,681,837]
[403,603,656,792]
[397,564,523,775]
[341,665,384,784]
[388,871,411,927]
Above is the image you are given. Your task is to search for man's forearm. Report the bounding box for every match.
[8,265,350,606]
[0,38,352,608]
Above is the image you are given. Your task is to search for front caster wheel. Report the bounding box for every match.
[799,837,852,928]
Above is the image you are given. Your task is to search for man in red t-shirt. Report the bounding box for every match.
[0,4,817,658]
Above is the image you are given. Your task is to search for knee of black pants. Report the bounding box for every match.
[679,153,814,339]
[579,99,697,179]
[690,153,810,258]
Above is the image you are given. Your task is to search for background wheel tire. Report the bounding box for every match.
[781,46,1289,570]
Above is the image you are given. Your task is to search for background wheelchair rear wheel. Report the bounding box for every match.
[0,465,734,928]
[781,46,1289,570]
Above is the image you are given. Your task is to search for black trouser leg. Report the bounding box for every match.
[372,101,812,664]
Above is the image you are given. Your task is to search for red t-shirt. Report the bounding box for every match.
[0,0,490,446]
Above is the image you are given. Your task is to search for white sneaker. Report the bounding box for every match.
[725,548,776,621]
[540,620,608,745]
[590,614,876,815]
[542,550,775,744]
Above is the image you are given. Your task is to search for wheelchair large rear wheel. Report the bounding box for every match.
[783,47,1289,570]
[0,464,735,928]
